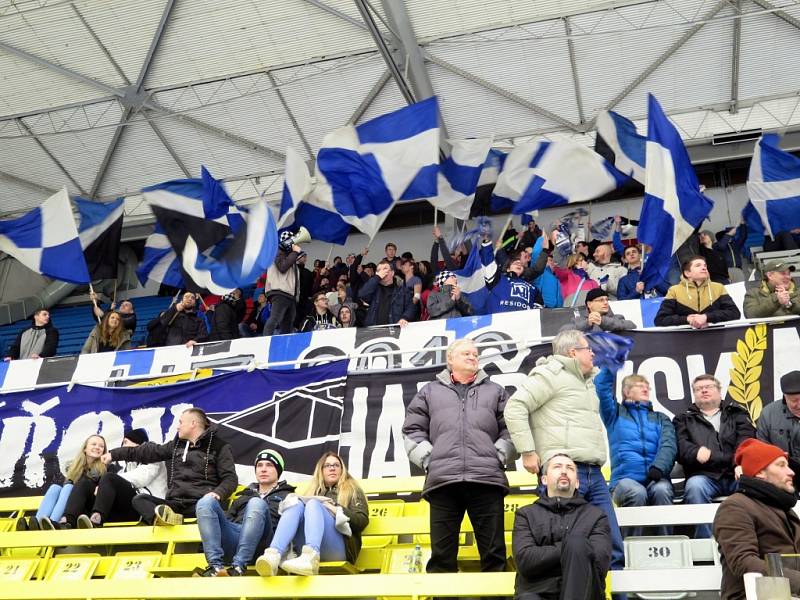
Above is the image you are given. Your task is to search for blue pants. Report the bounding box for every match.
[612,478,674,536]
[269,499,346,561]
[195,495,272,569]
[36,483,73,522]
[683,475,738,538]
[576,463,625,570]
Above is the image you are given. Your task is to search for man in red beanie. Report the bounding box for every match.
[713,438,800,599]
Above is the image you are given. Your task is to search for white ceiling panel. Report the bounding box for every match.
[0,175,52,213]
[0,135,78,197]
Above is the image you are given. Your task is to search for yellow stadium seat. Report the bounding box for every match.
[364,499,405,549]
[0,557,38,581]
[106,551,163,580]
[44,553,101,581]
[0,518,15,533]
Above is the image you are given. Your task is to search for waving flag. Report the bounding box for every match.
[747,134,800,237]
[74,197,124,280]
[181,199,278,295]
[315,96,439,240]
[278,147,351,244]
[492,139,626,214]
[595,110,646,184]
[454,243,490,315]
[427,138,494,220]
[136,224,184,288]
[0,188,90,284]
[639,94,713,286]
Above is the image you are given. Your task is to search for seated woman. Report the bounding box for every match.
[654,256,741,328]
[255,452,368,577]
[19,434,109,530]
[73,429,168,528]
[81,311,132,354]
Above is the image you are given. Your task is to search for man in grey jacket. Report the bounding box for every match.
[757,370,800,488]
[403,338,516,573]
[426,271,473,320]
[263,232,302,336]
[563,288,636,333]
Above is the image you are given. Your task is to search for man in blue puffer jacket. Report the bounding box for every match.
[595,368,677,536]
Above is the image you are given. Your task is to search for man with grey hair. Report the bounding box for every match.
[403,338,516,574]
[513,453,611,599]
[504,329,624,569]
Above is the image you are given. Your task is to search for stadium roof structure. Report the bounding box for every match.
[0,0,799,235]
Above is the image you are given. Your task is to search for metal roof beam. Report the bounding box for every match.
[147,119,190,177]
[267,72,314,158]
[751,0,800,31]
[563,17,585,124]
[70,3,131,86]
[15,118,87,195]
[599,0,728,117]
[348,69,391,124]
[730,0,741,114]
[424,51,582,132]
[0,169,57,196]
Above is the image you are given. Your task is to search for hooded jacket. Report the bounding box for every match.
[109,426,238,505]
[402,368,516,497]
[81,325,132,354]
[513,493,611,599]
[743,280,800,319]
[654,276,741,326]
[8,322,59,359]
[227,480,295,525]
[672,400,755,480]
[300,309,339,332]
[208,299,240,341]
[504,355,607,466]
[713,477,800,599]
[595,368,677,487]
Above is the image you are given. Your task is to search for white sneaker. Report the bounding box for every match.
[255,548,282,577]
[279,545,320,576]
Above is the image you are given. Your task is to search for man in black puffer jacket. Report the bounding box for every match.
[103,408,237,526]
[513,453,612,600]
[195,449,295,577]
[160,292,208,346]
[403,339,516,574]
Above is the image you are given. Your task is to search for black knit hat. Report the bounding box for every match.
[254,449,285,476]
[585,288,609,304]
[123,428,148,445]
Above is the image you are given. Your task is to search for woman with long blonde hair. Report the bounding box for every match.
[255,451,368,577]
[81,310,132,354]
[22,434,108,530]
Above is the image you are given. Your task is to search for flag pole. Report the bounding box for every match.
[433,208,438,227]
[325,244,335,267]
[495,214,514,250]
[112,279,117,306]
[88,282,102,324]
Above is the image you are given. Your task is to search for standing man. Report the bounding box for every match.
[195,449,294,577]
[264,231,302,336]
[403,339,516,574]
[714,439,800,599]
[426,271,473,320]
[595,371,676,536]
[513,453,612,600]
[102,408,238,526]
[5,308,59,360]
[743,260,800,318]
[160,292,208,347]
[586,243,627,299]
[359,260,417,327]
[616,245,669,300]
[673,374,755,538]
[504,329,625,569]
[756,370,800,487]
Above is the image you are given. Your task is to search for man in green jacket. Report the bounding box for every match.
[504,329,624,570]
[743,260,800,318]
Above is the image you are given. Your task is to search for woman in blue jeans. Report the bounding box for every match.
[255,451,369,576]
[17,434,109,530]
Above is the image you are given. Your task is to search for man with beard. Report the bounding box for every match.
[512,453,611,600]
[714,438,800,599]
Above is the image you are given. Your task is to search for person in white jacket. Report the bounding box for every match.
[76,429,168,528]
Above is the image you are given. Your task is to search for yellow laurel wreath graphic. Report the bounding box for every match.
[727,323,767,422]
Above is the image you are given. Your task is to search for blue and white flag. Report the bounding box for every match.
[595,109,646,184]
[428,138,494,221]
[181,199,279,295]
[136,224,184,288]
[74,196,124,280]
[492,138,626,214]
[747,134,800,237]
[454,243,490,315]
[315,96,439,240]
[0,188,90,284]
[639,94,713,285]
[278,147,351,245]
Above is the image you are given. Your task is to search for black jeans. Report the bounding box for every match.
[517,536,606,600]
[91,472,140,523]
[263,295,296,336]
[426,482,506,573]
[132,494,197,524]
[62,477,97,527]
